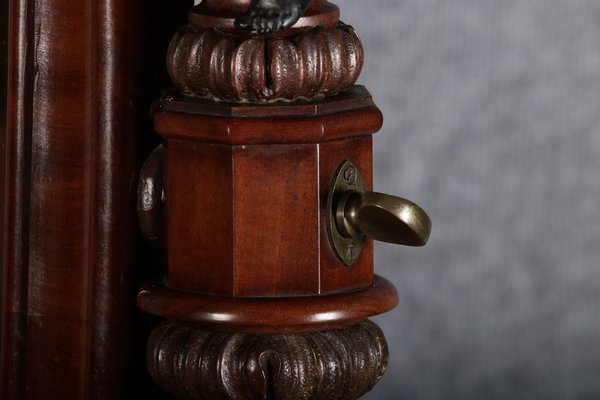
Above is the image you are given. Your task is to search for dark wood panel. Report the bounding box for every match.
[91,0,147,397]
[1,0,191,398]
[1,1,36,398]
[0,0,9,346]
[25,2,97,396]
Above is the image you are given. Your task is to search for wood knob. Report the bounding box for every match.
[136,145,166,249]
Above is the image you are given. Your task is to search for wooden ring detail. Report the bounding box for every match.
[137,275,398,333]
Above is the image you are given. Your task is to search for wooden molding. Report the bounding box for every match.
[0,0,189,398]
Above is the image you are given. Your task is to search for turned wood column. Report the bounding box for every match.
[1,0,189,398]
[136,1,431,399]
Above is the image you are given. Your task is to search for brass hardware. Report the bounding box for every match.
[336,191,431,246]
[327,160,431,266]
[326,161,368,266]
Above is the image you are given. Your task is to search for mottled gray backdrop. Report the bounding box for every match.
[336,1,600,399]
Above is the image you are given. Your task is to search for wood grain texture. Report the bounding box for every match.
[166,141,235,295]
[153,88,383,299]
[1,1,35,397]
[1,0,156,398]
[147,319,389,400]
[232,144,320,296]
[155,109,383,144]
[166,140,322,296]
[0,0,7,304]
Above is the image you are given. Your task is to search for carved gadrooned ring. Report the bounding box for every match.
[148,319,388,400]
[167,24,364,101]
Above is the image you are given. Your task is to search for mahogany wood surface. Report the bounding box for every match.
[2,0,399,397]
[160,89,380,297]
[1,0,190,398]
[0,0,7,328]
[137,275,398,333]
[154,86,383,144]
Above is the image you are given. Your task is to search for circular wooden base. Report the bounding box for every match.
[148,319,388,400]
[137,275,398,333]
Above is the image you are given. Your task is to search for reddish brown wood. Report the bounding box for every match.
[134,2,406,398]
[1,0,169,398]
[166,141,235,295]
[137,275,398,333]
[166,140,323,296]
[155,109,383,144]
[159,88,382,298]
[232,144,320,296]
[154,86,383,144]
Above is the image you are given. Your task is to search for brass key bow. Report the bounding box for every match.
[327,161,432,265]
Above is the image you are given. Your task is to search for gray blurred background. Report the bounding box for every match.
[335,1,600,399]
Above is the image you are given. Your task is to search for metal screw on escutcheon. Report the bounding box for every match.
[343,166,356,184]
[346,245,360,262]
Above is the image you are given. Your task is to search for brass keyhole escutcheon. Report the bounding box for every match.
[327,160,432,266]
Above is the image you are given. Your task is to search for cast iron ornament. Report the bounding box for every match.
[236,0,312,34]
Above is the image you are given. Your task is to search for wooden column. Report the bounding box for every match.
[0,0,188,398]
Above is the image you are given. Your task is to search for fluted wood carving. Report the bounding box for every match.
[148,320,388,400]
[167,24,363,101]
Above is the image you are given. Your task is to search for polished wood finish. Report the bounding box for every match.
[2,0,143,396]
[0,0,8,324]
[1,0,402,397]
[157,88,382,297]
[138,275,398,333]
[1,0,190,398]
[137,1,402,390]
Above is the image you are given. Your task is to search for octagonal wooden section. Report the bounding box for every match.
[156,86,383,297]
